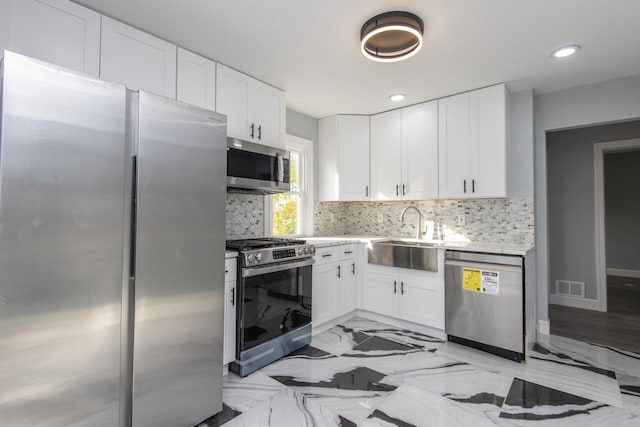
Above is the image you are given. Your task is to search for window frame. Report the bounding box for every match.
[265,134,314,237]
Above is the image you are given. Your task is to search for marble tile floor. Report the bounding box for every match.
[199,316,640,426]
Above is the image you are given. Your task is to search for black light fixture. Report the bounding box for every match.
[360,11,424,62]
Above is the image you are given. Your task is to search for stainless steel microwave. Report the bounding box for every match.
[226,138,291,194]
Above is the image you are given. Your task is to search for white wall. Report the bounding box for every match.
[286,108,319,198]
[535,74,640,321]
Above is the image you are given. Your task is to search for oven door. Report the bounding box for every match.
[239,259,312,353]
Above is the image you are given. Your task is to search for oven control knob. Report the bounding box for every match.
[297,248,303,255]
[247,253,255,263]
[310,246,316,254]
[303,247,309,254]
[255,253,263,262]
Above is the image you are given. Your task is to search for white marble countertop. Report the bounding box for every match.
[225,250,238,259]
[303,236,533,256]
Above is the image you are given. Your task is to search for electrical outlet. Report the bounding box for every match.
[455,214,466,226]
[377,213,384,223]
[330,213,335,223]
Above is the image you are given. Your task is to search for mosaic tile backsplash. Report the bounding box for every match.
[226,193,264,240]
[313,198,534,246]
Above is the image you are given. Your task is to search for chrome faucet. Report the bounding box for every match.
[400,206,424,239]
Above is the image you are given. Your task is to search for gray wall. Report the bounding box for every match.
[535,73,640,320]
[286,108,319,198]
[547,121,640,300]
[605,150,640,271]
[509,90,535,198]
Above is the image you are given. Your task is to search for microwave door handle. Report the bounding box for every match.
[276,153,284,185]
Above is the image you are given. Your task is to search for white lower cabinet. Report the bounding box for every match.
[363,250,445,330]
[312,244,360,327]
[223,258,237,365]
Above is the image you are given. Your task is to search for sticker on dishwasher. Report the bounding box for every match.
[481,270,500,295]
[463,268,500,295]
[463,268,481,292]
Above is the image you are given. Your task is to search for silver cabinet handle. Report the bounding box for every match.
[337,265,341,278]
[463,179,467,193]
[258,125,262,140]
[322,253,333,258]
[472,179,475,193]
[402,184,406,196]
[401,281,405,295]
[351,262,355,275]
[344,250,353,254]
[250,123,255,138]
[393,280,397,294]
[396,184,399,196]
[365,185,369,197]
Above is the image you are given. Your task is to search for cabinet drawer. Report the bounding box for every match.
[339,244,356,260]
[314,246,340,265]
[225,258,237,282]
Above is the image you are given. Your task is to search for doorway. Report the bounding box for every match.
[546,123,640,353]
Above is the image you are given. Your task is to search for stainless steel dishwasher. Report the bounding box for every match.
[445,250,525,362]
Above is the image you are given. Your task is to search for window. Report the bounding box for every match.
[267,135,313,237]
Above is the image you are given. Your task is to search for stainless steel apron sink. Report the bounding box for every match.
[368,240,438,272]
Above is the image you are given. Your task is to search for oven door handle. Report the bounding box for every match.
[242,258,314,277]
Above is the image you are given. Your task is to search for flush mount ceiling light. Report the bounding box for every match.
[550,44,581,58]
[361,11,424,63]
[389,93,406,101]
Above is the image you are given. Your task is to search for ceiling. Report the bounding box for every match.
[72,0,640,119]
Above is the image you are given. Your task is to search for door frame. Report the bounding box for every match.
[594,138,640,312]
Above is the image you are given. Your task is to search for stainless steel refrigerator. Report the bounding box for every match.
[0,51,226,427]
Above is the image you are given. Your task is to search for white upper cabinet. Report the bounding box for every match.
[371,110,402,200]
[100,16,177,98]
[402,101,439,200]
[0,0,100,76]
[318,115,370,201]
[177,48,216,111]
[439,83,508,198]
[371,101,438,200]
[216,63,285,147]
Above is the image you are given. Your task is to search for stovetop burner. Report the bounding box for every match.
[226,237,307,251]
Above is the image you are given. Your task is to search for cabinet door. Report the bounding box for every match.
[399,277,444,329]
[177,48,216,111]
[469,84,508,197]
[223,280,237,365]
[370,110,402,200]
[318,116,339,201]
[438,92,470,198]
[362,272,399,318]
[339,260,357,315]
[2,0,100,76]
[249,81,286,148]
[100,16,177,97]
[402,101,439,199]
[312,262,340,326]
[216,63,250,140]
[338,115,370,201]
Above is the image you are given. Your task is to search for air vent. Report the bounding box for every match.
[555,280,585,298]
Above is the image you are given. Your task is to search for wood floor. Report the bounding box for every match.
[549,276,640,353]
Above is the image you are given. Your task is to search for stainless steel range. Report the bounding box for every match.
[226,238,315,377]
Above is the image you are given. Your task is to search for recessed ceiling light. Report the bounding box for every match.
[389,93,406,102]
[551,45,581,58]
[361,11,424,63]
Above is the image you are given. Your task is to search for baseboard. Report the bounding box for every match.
[607,268,640,279]
[549,294,602,311]
[311,310,358,336]
[537,319,550,337]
